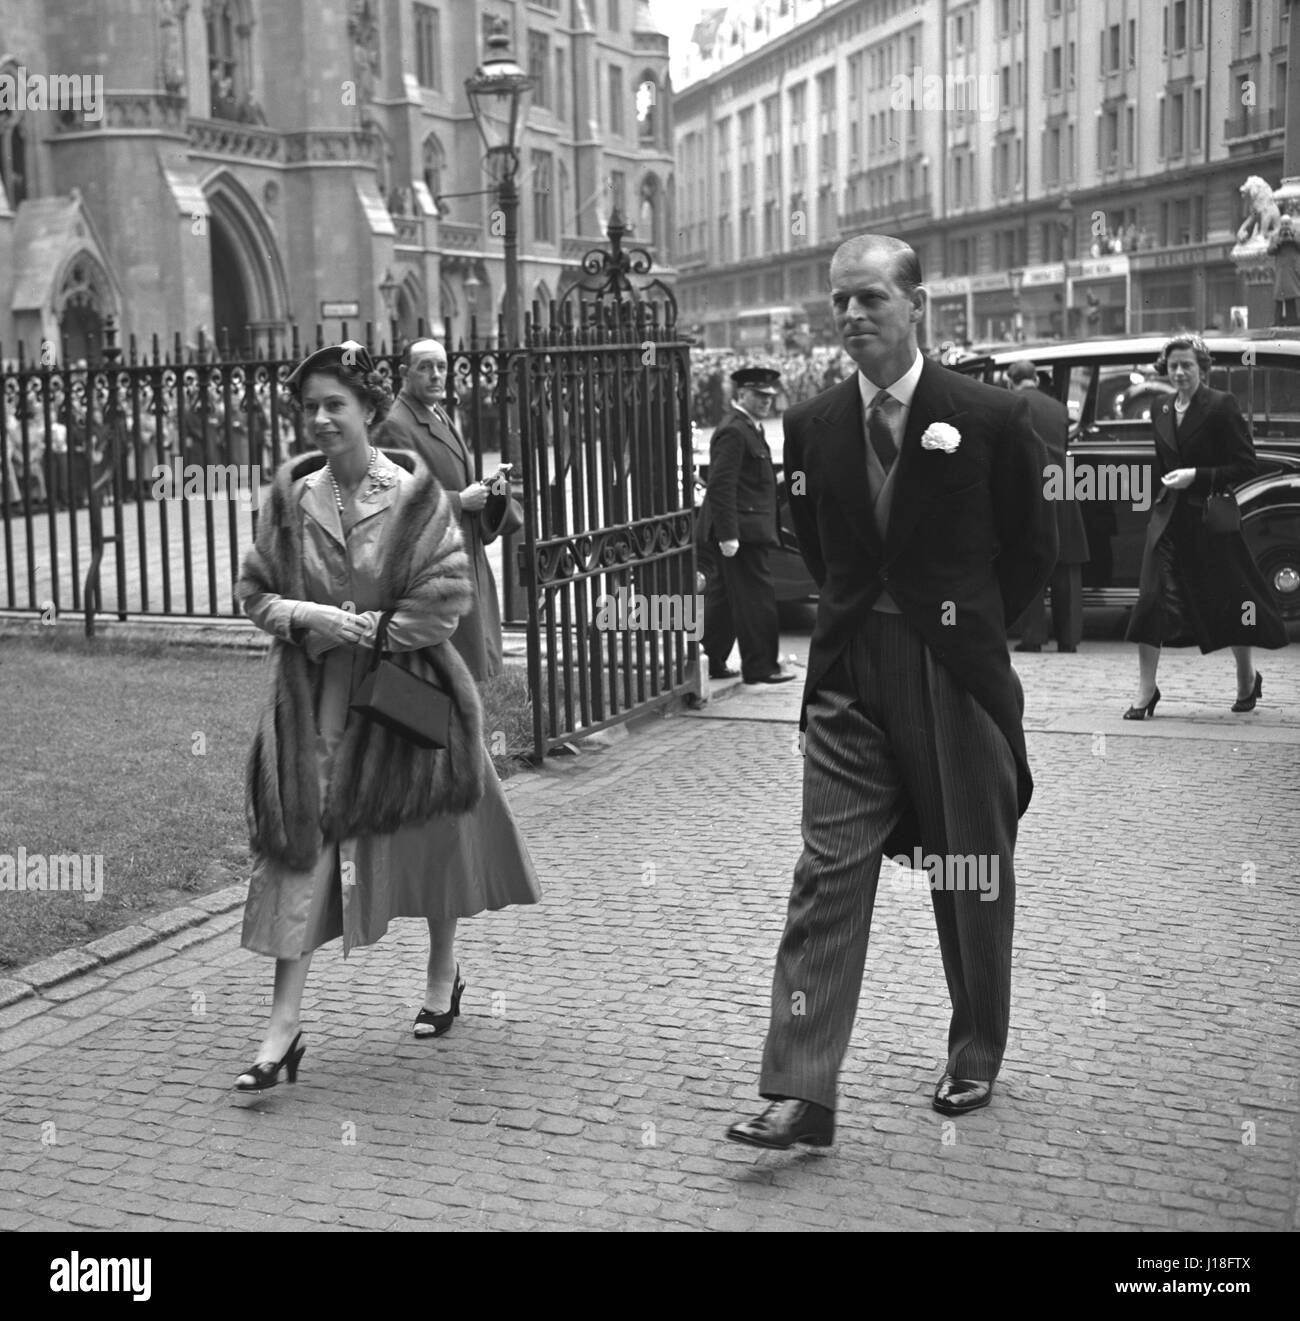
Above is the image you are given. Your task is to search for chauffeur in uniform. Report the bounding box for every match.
[696,367,795,684]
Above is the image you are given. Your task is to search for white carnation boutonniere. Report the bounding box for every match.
[921,422,962,454]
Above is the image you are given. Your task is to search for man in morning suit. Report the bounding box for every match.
[1008,360,1090,653]
[374,338,520,681]
[697,367,794,684]
[727,235,1057,1149]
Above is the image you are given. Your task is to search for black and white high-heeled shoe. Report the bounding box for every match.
[234,1031,305,1092]
[413,967,465,1038]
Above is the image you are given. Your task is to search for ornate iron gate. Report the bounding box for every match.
[514,217,697,759]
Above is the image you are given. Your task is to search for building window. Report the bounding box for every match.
[817,69,836,178]
[608,0,620,30]
[739,107,754,197]
[1047,45,1062,93]
[532,150,554,242]
[414,5,442,91]
[1190,87,1202,152]
[207,0,247,119]
[0,113,28,207]
[1125,105,1136,165]
[608,64,624,135]
[1170,90,1185,156]
[555,48,566,120]
[528,31,550,110]
[1128,18,1136,66]
[1241,0,1253,34]
[1172,0,1188,52]
[1099,108,1119,170]
[789,82,806,187]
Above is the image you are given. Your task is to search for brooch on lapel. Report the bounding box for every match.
[921,422,962,454]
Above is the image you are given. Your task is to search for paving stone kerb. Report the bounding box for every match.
[0,649,1297,1232]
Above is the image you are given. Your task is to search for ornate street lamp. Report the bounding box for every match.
[465,19,535,354]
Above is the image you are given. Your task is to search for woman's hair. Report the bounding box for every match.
[289,357,393,425]
[1154,334,1212,376]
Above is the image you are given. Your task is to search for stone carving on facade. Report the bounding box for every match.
[348,0,381,105]
[160,0,187,95]
[1234,176,1282,253]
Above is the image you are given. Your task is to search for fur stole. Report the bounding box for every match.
[238,450,486,871]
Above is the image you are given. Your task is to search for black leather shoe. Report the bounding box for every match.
[726,1098,834,1149]
[414,966,465,1038]
[1013,642,1042,653]
[1231,670,1262,713]
[1057,643,1077,653]
[932,1074,993,1115]
[747,671,795,684]
[1122,687,1160,720]
[708,666,740,679]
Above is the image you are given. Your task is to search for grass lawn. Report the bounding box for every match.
[0,630,535,972]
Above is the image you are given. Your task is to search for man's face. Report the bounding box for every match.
[404,345,448,406]
[830,249,922,374]
[739,387,775,417]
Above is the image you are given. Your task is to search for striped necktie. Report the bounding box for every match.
[868,391,898,472]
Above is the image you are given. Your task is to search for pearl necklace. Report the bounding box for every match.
[327,446,385,513]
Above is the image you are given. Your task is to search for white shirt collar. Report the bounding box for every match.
[857,351,924,413]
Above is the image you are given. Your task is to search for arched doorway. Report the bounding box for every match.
[55,252,115,362]
[203,172,289,349]
[209,221,251,346]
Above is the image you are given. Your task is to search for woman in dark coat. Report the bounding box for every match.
[1124,334,1287,718]
[232,342,539,1093]
[1270,215,1300,327]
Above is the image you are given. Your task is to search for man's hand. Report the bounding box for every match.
[1161,467,1196,490]
[460,481,490,512]
[720,539,740,558]
[296,603,368,646]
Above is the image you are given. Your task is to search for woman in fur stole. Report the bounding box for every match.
[232,342,540,1092]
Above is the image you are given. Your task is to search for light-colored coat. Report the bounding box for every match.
[237,449,485,873]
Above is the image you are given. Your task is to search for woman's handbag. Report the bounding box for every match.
[1202,488,1242,535]
[349,611,452,749]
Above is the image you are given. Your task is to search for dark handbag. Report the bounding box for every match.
[349,611,452,749]
[1202,489,1241,535]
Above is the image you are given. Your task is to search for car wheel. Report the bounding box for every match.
[1243,506,1300,624]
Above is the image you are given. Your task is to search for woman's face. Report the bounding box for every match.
[1165,349,1201,396]
[300,371,372,458]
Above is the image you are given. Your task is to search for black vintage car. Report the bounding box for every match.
[694,334,1300,624]
[952,332,1300,625]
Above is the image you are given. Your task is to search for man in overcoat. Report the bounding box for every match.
[1007,360,1090,652]
[696,367,794,683]
[727,235,1057,1150]
[375,338,520,681]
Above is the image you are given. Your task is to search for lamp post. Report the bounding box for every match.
[465,19,533,623]
[465,18,535,363]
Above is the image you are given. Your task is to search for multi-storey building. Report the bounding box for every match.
[0,0,674,360]
[675,0,1292,349]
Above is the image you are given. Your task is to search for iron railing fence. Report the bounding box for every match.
[516,297,697,758]
[0,317,504,631]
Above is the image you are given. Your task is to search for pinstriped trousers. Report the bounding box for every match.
[759,611,1019,1110]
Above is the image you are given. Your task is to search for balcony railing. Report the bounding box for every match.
[1223,107,1286,141]
[838,193,933,231]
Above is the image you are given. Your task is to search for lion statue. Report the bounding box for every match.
[1236,176,1281,248]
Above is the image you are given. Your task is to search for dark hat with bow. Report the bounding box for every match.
[284,340,378,397]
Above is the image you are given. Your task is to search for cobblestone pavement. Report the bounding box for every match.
[0,641,1297,1232]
